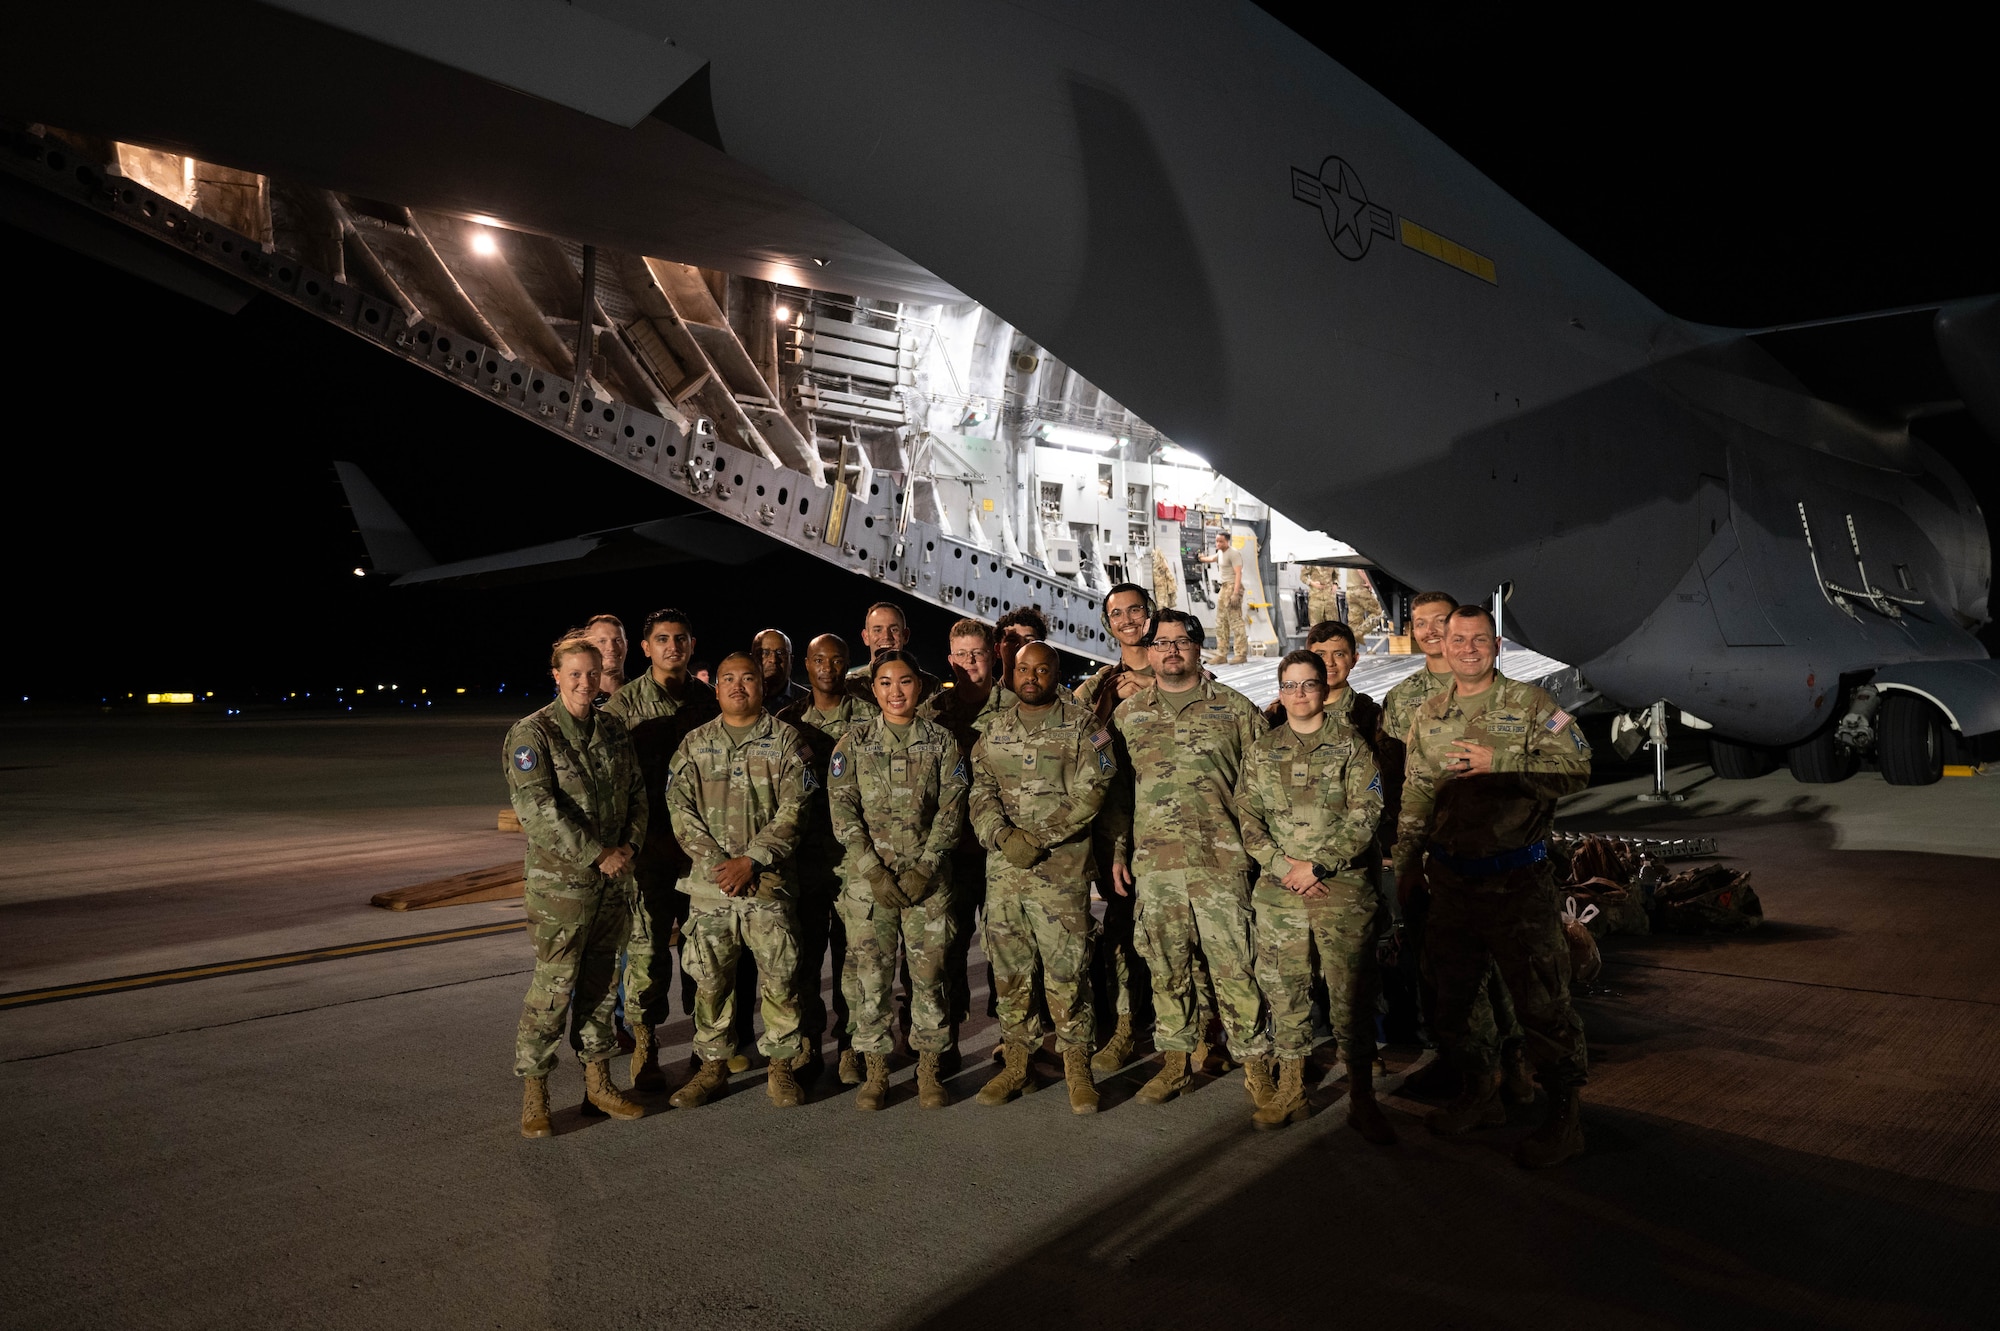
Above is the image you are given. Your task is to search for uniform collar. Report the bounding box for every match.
[551,700,596,748]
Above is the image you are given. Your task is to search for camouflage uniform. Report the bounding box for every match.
[775,693,877,1055]
[1214,543,1247,660]
[827,715,968,1054]
[1149,546,1178,609]
[504,702,647,1077]
[1106,678,1270,1059]
[667,712,813,1062]
[1237,720,1385,1059]
[1300,564,1340,628]
[921,682,1016,1027]
[969,699,1117,1051]
[1380,665,1521,1055]
[602,671,718,1029]
[1074,665,1153,1023]
[1393,673,1593,1085]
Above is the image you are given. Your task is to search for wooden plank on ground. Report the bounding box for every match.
[370,862,524,912]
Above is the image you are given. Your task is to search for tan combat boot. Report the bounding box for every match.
[1251,1058,1308,1129]
[1091,1013,1136,1072]
[1242,1054,1277,1110]
[520,1076,553,1138]
[916,1050,951,1109]
[670,1057,729,1108]
[1424,1069,1505,1136]
[1136,1050,1193,1104]
[976,1043,1034,1105]
[766,1054,804,1108]
[1500,1042,1537,1108]
[1062,1046,1100,1115]
[582,1060,644,1120]
[630,1025,666,1093]
[855,1052,890,1111]
[1514,1083,1585,1168]
[838,1048,865,1086]
[1345,1054,1398,1145]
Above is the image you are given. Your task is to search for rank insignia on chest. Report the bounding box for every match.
[1291,761,1310,786]
[829,752,846,779]
[513,746,537,772]
[1022,752,1037,769]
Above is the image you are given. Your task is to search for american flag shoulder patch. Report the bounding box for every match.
[1089,728,1111,750]
[1544,709,1573,734]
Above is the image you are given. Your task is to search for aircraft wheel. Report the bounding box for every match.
[1877,693,1945,786]
[1708,737,1775,779]
[1786,721,1858,784]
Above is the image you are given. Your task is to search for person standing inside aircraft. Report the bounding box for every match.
[1104,610,1272,1105]
[922,619,1015,1057]
[1237,650,1393,1139]
[581,615,629,700]
[505,637,648,1138]
[1150,545,1178,609]
[1379,593,1529,1101]
[1200,530,1249,665]
[827,650,967,1110]
[1300,565,1341,630]
[970,642,1117,1114]
[776,633,877,1086]
[1395,605,1593,1167]
[1072,583,1157,1071]
[665,651,814,1111]
[603,609,719,1091]
[755,629,806,711]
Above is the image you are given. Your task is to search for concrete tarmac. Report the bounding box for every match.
[3,707,1998,1330]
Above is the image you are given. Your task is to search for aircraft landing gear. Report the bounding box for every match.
[1876,693,1945,786]
[1708,736,1775,780]
[1786,721,1858,784]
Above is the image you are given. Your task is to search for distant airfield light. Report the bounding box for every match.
[470,227,499,257]
[455,687,466,694]
[205,692,214,698]
[353,567,366,577]
[147,693,195,704]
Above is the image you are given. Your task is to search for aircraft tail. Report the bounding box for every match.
[332,461,434,575]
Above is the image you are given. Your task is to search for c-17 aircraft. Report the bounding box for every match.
[3,0,1994,785]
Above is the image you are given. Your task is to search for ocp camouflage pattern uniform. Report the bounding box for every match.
[969,699,1117,1051]
[1106,678,1271,1059]
[1300,564,1340,628]
[504,701,647,1077]
[1074,664,1152,1023]
[1214,542,1247,660]
[921,682,1015,1028]
[1237,719,1385,1060]
[1150,546,1178,609]
[602,671,718,1029]
[1381,665,1519,1057]
[775,692,878,1055]
[667,712,812,1062]
[827,715,967,1054]
[1393,672,1592,1086]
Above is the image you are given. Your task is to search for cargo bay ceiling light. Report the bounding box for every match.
[470,227,498,256]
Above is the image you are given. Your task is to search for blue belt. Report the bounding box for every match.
[1424,840,1547,878]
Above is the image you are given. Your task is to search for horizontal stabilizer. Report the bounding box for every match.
[390,514,771,587]
[332,462,434,574]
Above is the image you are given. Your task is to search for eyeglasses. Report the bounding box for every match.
[1277,681,1325,694]
[1148,637,1195,651]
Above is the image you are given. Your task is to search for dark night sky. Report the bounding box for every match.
[3,10,1995,700]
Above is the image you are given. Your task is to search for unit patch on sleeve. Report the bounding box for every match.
[830,751,846,779]
[512,746,538,772]
[952,757,967,781]
[1367,772,1382,795]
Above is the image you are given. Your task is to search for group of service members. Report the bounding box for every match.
[502,583,1594,1169]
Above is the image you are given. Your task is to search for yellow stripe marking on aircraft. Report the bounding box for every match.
[1399,218,1498,284]
[0,921,527,1009]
